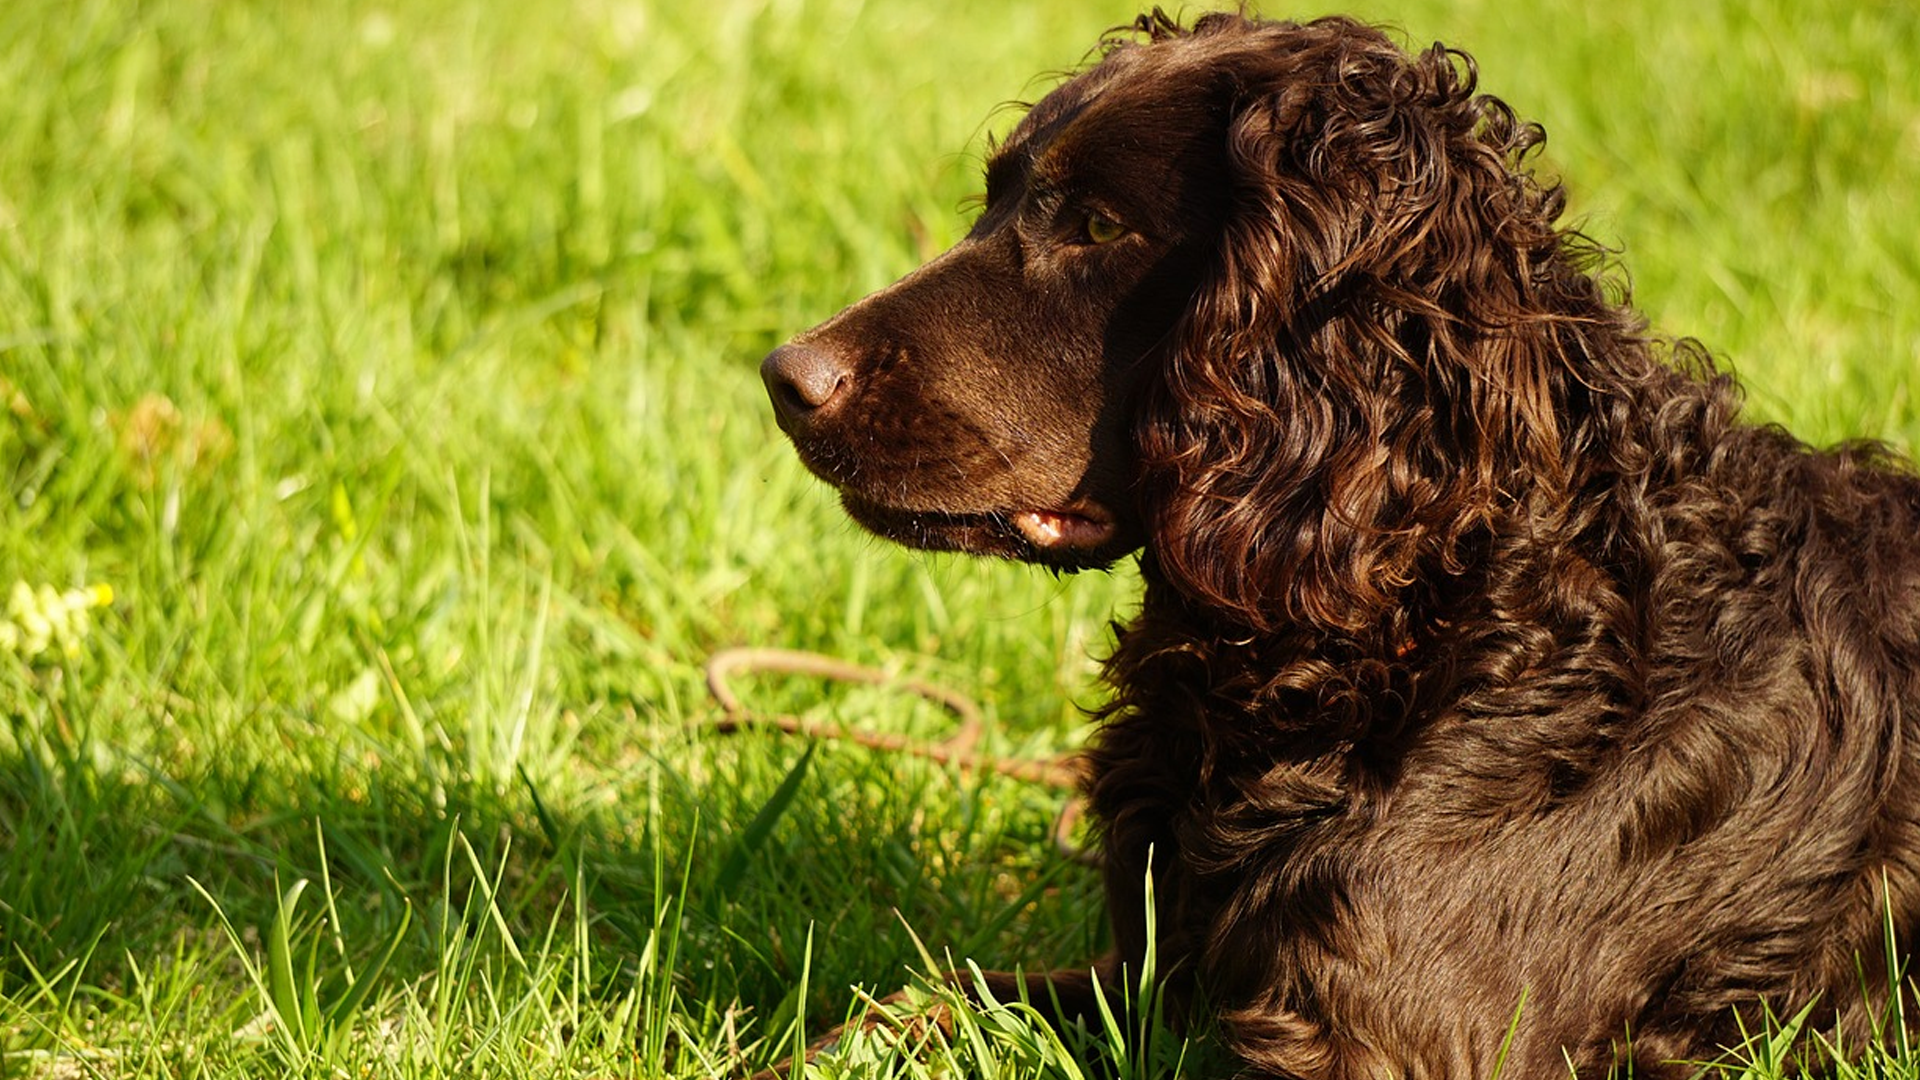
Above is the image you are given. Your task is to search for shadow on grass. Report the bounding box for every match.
[0,701,1111,1073]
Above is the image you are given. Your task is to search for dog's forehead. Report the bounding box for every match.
[1007,45,1187,149]
[992,58,1128,176]
[995,45,1219,181]
[988,45,1228,216]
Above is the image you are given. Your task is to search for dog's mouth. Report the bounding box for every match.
[1009,507,1116,550]
[840,494,1122,570]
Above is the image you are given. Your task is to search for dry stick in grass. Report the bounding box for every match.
[702,646,1094,865]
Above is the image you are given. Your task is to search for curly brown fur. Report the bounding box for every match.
[761,11,1920,1078]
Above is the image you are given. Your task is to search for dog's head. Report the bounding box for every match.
[761,17,1235,571]
[764,13,1616,630]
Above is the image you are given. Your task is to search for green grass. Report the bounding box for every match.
[0,0,1914,1076]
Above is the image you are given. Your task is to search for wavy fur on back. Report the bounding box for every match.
[764,12,1920,1078]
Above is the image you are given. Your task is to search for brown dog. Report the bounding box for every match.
[762,12,1920,1078]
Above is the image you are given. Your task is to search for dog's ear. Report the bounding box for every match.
[1135,22,1596,637]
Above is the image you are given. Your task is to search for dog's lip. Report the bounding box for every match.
[838,493,1121,562]
[1010,503,1116,551]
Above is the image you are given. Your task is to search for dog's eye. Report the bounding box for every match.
[1085,212,1126,244]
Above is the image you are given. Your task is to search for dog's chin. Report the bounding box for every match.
[839,493,1132,571]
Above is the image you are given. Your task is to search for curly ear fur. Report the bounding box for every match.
[1135,15,1643,639]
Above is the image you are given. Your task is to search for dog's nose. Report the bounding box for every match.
[761,343,851,426]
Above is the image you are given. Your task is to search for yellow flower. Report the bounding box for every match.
[1,579,115,662]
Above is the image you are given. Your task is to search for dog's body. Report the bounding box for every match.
[761,13,1920,1078]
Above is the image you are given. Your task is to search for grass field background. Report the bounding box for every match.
[1,0,1916,1076]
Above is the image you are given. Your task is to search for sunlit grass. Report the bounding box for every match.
[1,0,1915,1076]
